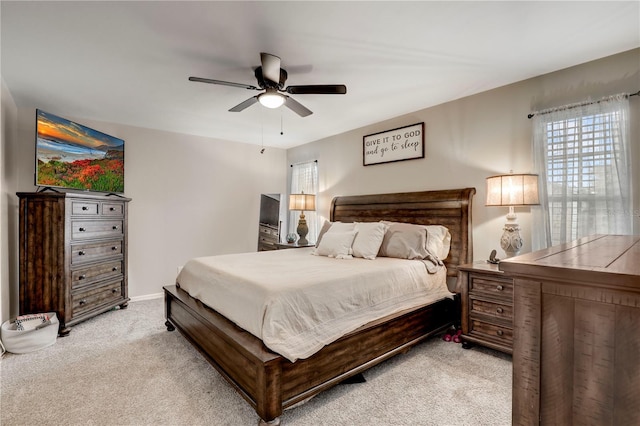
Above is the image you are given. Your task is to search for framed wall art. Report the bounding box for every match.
[363,122,424,166]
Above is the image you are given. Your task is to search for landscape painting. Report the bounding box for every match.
[36,110,125,193]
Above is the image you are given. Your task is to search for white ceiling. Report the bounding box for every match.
[2,1,639,149]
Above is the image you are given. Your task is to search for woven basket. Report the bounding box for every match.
[1,312,58,354]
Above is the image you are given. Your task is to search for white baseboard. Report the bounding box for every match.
[129,293,163,302]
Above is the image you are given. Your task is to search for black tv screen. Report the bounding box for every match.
[259,194,280,227]
[35,109,125,193]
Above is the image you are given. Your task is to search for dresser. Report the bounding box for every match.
[258,223,279,251]
[500,234,640,426]
[17,192,131,335]
[458,262,513,354]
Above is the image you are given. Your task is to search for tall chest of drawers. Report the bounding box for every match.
[17,192,131,335]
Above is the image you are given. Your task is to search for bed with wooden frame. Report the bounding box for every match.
[163,187,475,425]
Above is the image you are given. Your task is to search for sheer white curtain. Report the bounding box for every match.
[289,161,319,243]
[531,94,632,249]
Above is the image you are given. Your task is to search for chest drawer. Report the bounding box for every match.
[72,240,123,264]
[72,220,123,240]
[72,279,123,318]
[72,260,123,288]
[71,201,100,216]
[101,202,124,216]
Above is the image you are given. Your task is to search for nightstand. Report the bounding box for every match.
[458,262,513,354]
[275,242,315,249]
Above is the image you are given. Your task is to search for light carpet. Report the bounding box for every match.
[0,299,512,425]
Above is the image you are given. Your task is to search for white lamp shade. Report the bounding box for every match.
[486,174,540,206]
[289,193,316,211]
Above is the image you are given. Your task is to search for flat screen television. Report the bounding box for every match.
[35,109,125,193]
[259,194,280,228]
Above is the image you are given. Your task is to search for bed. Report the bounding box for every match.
[163,187,475,425]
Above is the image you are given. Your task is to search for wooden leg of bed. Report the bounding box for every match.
[258,417,281,426]
[165,320,175,331]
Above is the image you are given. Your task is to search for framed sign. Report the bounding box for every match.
[363,122,424,166]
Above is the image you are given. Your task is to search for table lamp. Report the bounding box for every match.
[486,173,539,258]
[289,192,316,245]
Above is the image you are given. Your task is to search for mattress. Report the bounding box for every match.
[176,247,452,362]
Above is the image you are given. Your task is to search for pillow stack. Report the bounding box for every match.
[313,220,451,261]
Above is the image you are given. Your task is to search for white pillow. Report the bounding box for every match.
[313,231,357,259]
[425,225,451,259]
[326,222,356,233]
[316,221,357,251]
[315,220,333,247]
[352,222,388,260]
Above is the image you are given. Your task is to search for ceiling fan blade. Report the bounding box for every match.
[260,52,281,84]
[189,76,258,90]
[229,96,259,112]
[284,96,313,117]
[285,84,347,95]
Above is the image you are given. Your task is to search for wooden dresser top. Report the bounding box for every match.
[499,234,640,289]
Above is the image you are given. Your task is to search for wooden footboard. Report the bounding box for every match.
[164,284,456,424]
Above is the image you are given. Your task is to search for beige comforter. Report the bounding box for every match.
[176,248,452,362]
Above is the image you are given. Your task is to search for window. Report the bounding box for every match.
[289,160,319,243]
[532,95,632,248]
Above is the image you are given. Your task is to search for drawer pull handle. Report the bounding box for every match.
[82,206,88,211]
[109,207,115,211]
[496,307,504,314]
[79,274,86,280]
[78,251,86,256]
[496,329,504,336]
[112,267,118,271]
[112,225,119,230]
[79,227,86,232]
[496,285,504,291]
[79,299,87,305]
[112,288,118,294]
[112,246,118,251]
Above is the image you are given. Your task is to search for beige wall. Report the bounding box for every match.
[1,78,19,324]
[287,49,640,262]
[2,107,287,320]
[1,49,638,321]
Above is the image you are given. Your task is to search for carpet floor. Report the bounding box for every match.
[0,298,512,425]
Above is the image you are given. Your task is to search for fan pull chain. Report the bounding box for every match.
[280,109,284,135]
[260,109,265,154]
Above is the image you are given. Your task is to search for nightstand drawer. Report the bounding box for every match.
[470,298,513,321]
[469,319,513,346]
[469,276,513,297]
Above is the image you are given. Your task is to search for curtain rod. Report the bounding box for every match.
[290,159,318,167]
[527,90,640,119]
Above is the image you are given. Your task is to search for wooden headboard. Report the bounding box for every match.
[330,187,475,278]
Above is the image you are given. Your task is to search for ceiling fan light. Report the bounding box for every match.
[258,90,285,108]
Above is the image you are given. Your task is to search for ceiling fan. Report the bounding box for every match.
[189,52,347,117]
